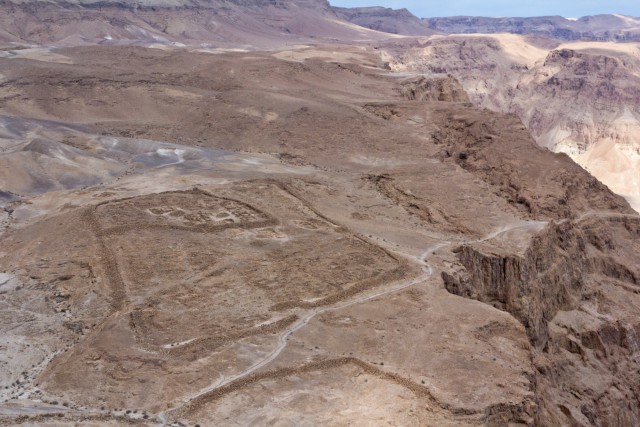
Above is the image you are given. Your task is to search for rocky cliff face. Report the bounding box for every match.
[516,48,640,152]
[416,95,640,426]
[424,14,640,42]
[512,47,640,213]
[399,75,470,102]
[431,102,640,426]
[427,108,631,220]
[443,214,640,426]
[382,35,640,212]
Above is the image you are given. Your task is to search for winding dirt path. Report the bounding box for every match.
[160,218,550,422]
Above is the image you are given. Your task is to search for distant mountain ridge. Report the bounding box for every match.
[333,5,640,42]
[0,0,330,7]
[425,14,640,41]
[5,0,639,45]
[0,0,388,47]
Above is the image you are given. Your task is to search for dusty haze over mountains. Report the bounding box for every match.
[0,1,639,426]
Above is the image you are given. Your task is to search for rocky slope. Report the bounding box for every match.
[427,105,640,426]
[425,14,640,42]
[332,6,434,36]
[0,0,389,47]
[382,35,640,212]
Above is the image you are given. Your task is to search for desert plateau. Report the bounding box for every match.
[0,0,639,426]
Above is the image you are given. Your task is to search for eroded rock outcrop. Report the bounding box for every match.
[399,75,470,103]
[443,215,640,426]
[444,221,590,348]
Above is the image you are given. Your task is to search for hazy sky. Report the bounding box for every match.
[330,0,640,18]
